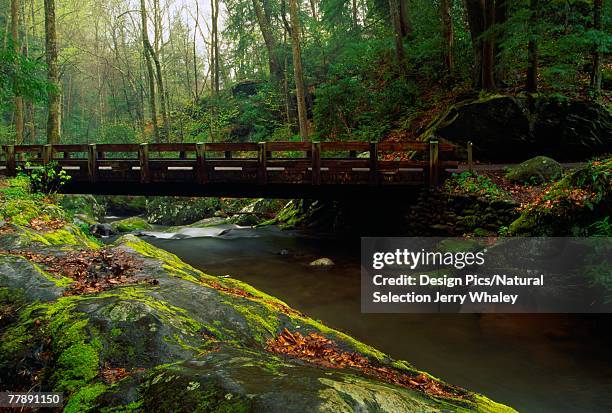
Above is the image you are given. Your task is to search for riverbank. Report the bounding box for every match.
[0,176,515,412]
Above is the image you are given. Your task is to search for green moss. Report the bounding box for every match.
[54,342,101,392]
[30,262,74,287]
[111,217,153,233]
[63,382,108,413]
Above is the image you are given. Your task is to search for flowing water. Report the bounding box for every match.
[142,225,612,413]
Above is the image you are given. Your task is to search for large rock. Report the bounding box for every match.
[110,216,153,233]
[0,231,516,413]
[435,95,611,161]
[505,156,563,184]
[146,197,221,226]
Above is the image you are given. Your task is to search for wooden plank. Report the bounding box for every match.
[148,143,196,152]
[378,141,455,152]
[204,142,259,152]
[88,144,97,182]
[312,142,321,185]
[14,145,43,153]
[266,141,312,151]
[369,142,378,185]
[42,145,52,164]
[139,143,150,183]
[196,143,208,184]
[258,142,268,185]
[320,141,370,152]
[6,145,16,176]
[52,144,89,152]
[95,143,140,152]
[429,140,439,187]
[467,141,473,172]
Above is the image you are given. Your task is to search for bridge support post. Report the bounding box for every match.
[311,142,321,185]
[88,144,97,182]
[6,145,16,176]
[42,144,52,165]
[467,141,474,173]
[429,140,439,187]
[258,142,268,185]
[196,143,208,184]
[139,143,150,183]
[369,142,378,185]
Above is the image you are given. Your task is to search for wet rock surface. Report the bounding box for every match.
[0,230,515,413]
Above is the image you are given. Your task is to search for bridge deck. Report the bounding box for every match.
[0,141,468,199]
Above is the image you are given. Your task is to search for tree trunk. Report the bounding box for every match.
[288,0,309,140]
[463,0,484,89]
[44,0,60,144]
[11,0,24,144]
[494,0,509,83]
[526,0,538,93]
[140,0,160,142]
[590,0,602,99]
[212,0,220,95]
[252,0,283,82]
[389,0,405,72]
[481,0,496,90]
[399,0,412,38]
[441,0,453,75]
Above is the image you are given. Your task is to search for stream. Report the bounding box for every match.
[138,224,612,413]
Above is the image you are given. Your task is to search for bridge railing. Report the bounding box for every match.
[0,140,459,187]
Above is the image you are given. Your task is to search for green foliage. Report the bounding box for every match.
[19,162,72,194]
[445,171,507,199]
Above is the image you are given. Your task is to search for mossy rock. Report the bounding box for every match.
[110,217,153,233]
[59,195,105,223]
[0,234,516,413]
[509,158,611,236]
[505,156,563,184]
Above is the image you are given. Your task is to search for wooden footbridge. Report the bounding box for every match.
[0,141,469,199]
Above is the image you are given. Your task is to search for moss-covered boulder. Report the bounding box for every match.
[509,158,611,236]
[146,197,221,226]
[435,94,611,161]
[0,232,516,413]
[59,195,106,224]
[110,216,153,233]
[505,156,563,184]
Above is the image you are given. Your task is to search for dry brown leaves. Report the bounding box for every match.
[29,217,66,231]
[101,364,146,384]
[0,248,155,295]
[267,329,465,400]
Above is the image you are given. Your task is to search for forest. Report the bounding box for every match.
[0,0,609,147]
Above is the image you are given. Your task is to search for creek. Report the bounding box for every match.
[138,224,611,413]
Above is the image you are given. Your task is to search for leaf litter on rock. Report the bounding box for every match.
[267,328,467,400]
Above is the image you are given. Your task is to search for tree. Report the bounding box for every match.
[389,0,405,72]
[464,0,497,90]
[526,0,538,93]
[287,0,309,140]
[44,0,60,144]
[590,0,603,100]
[252,0,283,82]
[441,0,453,75]
[11,0,24,144]
[140,0,160,142]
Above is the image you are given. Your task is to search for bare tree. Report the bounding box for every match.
[11,0,24,144]
[441,0,453,75]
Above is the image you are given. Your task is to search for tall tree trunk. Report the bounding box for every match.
[212,0,220,95]
[288,0,309,140]
[11,0,24,144]
[140,0,160,142]
[526,0,538,93]
[23,0,35,143]
[252,0,283,82]
[44,0,60,144]
[494,0,509,83]
[463,0,484,89]
[399,0,412,38]
[441,0,453,75]
[590,0,602,100]
[389,0,405,72]
[352,0,358,29]
[481,0,496,90]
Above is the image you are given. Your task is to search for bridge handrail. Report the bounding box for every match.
[1,139,462,187]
